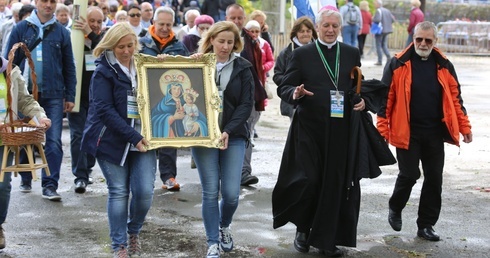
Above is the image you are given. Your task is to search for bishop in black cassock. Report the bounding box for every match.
[273,7,365,256]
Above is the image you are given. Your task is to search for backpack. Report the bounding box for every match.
[345,4,360,25]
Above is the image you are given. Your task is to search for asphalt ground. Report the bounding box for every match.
[1,50,489,258]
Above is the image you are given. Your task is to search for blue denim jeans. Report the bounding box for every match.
[157,147,177,182]
[97,150,156,251]
[342,24,359,47]
[375,33,391,63]
[67,101,96,184]
[191,138,246,246]
[0,146,13,225]
[20,97,65,189]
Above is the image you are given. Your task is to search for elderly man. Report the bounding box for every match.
[0,2,22,57]
[379,21,472,242]
[176,9,199,41]
[140,6,189,191]
[69,6,105,194]
[140,1,153,29]
[0,0,12,24]
[272,6,365,257]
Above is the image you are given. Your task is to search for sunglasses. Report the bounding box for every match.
[415,37,433,44]
[129,13,141,18]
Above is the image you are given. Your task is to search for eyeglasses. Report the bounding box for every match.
[198,26,210,30]
[415,37,434,44]
[129,13,141,18]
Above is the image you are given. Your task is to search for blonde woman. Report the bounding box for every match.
[81,23,156,258]
[358,0,372,58]
[192,21,253,258]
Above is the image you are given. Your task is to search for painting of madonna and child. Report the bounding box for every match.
[136,53,222,149]
[148,68,208,139]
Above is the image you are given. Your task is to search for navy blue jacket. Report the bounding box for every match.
[5,19,76,101]
[81,53,143,165]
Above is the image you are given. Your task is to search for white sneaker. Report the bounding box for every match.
[206,244,219,258]
[219,227,233,252]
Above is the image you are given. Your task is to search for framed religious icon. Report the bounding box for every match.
[135,53,222,149]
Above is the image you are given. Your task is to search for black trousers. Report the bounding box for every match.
[389,129,445,229]
[158,147,177,182]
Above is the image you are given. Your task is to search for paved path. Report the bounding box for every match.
[2,51,490,258]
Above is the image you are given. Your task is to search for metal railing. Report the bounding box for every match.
[436,21,490,55]
[269,21,490,56]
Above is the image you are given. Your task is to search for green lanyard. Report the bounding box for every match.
[316,40,340,91]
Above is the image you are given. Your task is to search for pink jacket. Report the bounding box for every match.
[259,38,274,75]
[360,10,372,35]
[408,7,424,34]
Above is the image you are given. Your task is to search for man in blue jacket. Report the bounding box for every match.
[5,0,76,201]
[139,6,189,191]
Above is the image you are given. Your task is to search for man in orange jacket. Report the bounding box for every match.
[377,21,472,242]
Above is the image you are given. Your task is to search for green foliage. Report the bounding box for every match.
[237,0,256,15]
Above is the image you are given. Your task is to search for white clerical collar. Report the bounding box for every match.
[317,39,337,49]
[292,37,305,47]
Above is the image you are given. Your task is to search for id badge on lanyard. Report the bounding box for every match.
[36,43,42,62]
[127,90,140,119]
[330,90,344,118]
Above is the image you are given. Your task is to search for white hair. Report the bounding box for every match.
[316,9,342,26]
[185,9,200,21]
[153,6,175,21]
[11,2,24,13]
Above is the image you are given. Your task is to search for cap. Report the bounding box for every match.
[195,15,215,26]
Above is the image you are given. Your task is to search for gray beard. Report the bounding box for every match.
[415,48,432,59]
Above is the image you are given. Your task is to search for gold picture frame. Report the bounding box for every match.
[135,53,222,149]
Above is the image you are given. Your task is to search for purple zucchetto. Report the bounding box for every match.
[319,5,339,12]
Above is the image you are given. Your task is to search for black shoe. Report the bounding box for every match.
[74,181,87,194]
[42,187,61,201]
[293,231,309,253]
[388,208,402,231]
[253,132,258,138]
[374,62,382,66]
[240,173,259,186]
[417,226,440,241]
[322,247,343,257]
[20,182,32,193]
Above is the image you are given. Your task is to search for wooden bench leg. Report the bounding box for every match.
[35,143,50,176]
[24,145,38,181]
[0,146,10,182]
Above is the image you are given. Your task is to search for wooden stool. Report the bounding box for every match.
[0,143,50,182]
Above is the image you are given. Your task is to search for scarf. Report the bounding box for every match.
[243,28,265,85]
[25,10,57,39]
[148,25,175,50]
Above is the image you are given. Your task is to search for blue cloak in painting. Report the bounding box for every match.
[151,83,208,137]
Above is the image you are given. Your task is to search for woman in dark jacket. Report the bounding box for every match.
[273,17,317,120]
[81,23,156,258]
[182,14,215,54]
[190,21,253,258]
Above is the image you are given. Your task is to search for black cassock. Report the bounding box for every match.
[273,42,362,251]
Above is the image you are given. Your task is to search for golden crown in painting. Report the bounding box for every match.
[159,69,191,95]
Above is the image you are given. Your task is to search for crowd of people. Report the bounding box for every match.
[0,0,474,258]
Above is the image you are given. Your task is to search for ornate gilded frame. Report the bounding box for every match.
[135,53,222,149]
